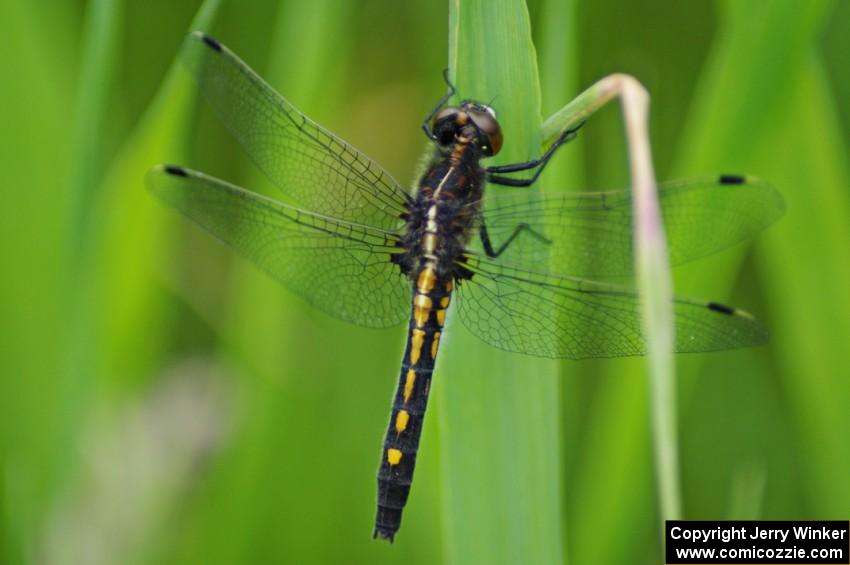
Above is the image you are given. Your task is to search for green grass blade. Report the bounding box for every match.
[675,1,832,171]
[670,0,846,526]
[91,0,222,383]
[438,1,564,563]
[0,4,77,561]
[541,70,681,532]
[726,464,766,520]
[622,85,680,525]
[448,1,542,156]
[670,0,832,313]
[49,1,124,556]
[753,56,850,515]
[68,0,123,252]
[537,0,583,194]
[536,0,582,559]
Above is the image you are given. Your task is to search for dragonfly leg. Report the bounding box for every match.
[478,219,551,258]
[486,174,539,187]
[485,121,584,187]
[422,69,457,141]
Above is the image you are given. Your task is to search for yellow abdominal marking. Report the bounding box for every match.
[440,296,450,308]
[436,309,446,327]
[431,331,441,359]
[413,294,432,328]
[395,410,410,434]
[445,280,453,292]
[403,369,416,403]
[410,329,425,365]
[417,268,436,294]
[387,448,402,465]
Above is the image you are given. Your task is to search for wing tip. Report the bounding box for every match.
[146,164,192,195]
[163,164,189,177]
[719,174,746,185]
[705,301,770,348]
[718,173,787,222]
[707,301,736,316]
[190,30,223,52]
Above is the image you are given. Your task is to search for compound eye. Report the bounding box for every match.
[468,107,503,156]
[433,107,458,124]
[432,107,461,145]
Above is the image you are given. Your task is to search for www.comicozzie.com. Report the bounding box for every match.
[665,521,849,564]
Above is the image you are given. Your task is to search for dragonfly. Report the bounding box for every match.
[147,31,784,542]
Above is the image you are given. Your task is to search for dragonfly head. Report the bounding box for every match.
[432,101,503,157]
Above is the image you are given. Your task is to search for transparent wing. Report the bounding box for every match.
[455,254,767,359]
[147,165,410,328]
[475,175,784,277]
[180,31,411,230]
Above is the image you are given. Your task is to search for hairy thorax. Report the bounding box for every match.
[396,137,485,282]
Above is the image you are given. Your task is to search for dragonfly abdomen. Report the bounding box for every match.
[374,265,452,541]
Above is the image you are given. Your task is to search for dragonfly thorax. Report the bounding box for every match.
[394,146,486,282]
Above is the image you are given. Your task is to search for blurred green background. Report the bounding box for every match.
[1,0,848,563]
